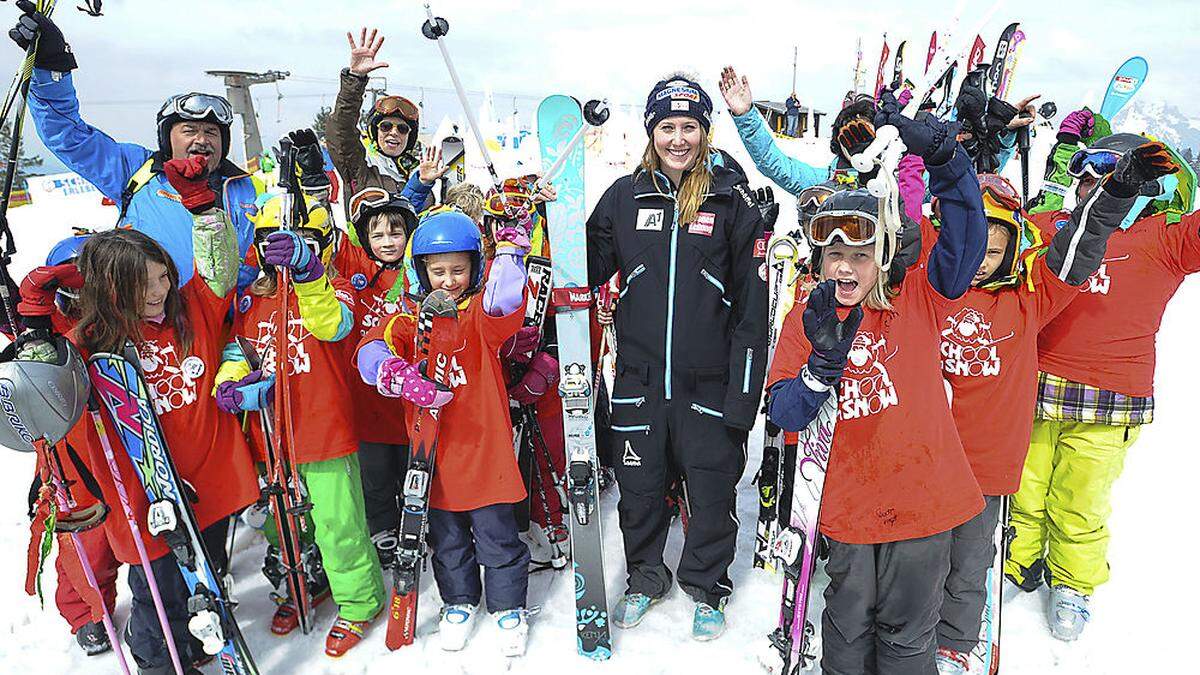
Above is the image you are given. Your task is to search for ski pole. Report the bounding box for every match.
[88,404,187,675]
[535,99,610,190]
[1017,124,1031,205]
[421,2,508,203]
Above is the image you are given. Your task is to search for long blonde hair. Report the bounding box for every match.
[640,129,713,229]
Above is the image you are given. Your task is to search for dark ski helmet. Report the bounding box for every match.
[367,95,420,155]
[409,207,485,296]
[806,188,919,285]
[156,92,234,161]
[0,335,89,453]
[348,187,418,266]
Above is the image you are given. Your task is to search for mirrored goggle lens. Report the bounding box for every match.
[808,212,878,246]
[374,96,419,120]
[798,186,834,212]
[485,191,532,216]
[1068,150,1120,179]
[173,93,234,125]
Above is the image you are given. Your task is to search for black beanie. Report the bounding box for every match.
[644,76,713,135]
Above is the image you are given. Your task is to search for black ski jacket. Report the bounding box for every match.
[587,165,768,430]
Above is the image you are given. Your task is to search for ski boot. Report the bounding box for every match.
[1047,585,1090,641]
[371,530,399,569]
[935,646,969,674]
[75,620,112,656]
[270,581,331,636]
[494,607,529,657]
[324,610,380,657]
[612,592,663,629]
[691,599,727,641]
[438,603,479,652]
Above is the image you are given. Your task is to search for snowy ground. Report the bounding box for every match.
[2,274,1198,674]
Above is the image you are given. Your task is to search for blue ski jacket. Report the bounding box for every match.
[28,68,263,289]
[731,109,829,196]
[767,147,988,432]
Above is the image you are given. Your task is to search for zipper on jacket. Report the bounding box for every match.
[612,424,652,434]
[743,348,754,394]
[700,269,732,307]
[690,403,724,418]
[620,264,647,299]
[665,198,680,401]
[611,396,646,407]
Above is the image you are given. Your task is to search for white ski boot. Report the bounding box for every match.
[1047,585,1090,641]
[438,603,478,651]
[494,608,529,657]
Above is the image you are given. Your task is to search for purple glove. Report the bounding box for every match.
[215,370,274,414]
[1058,109,1094,141]
[507,351,560,405]
[500,325,541,363]
[262,230,324,283]
[377,357,454,408]
[896,88,913,107]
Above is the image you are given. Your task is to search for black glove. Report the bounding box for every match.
[802,280,863,386]
[753,186,779,230]
[8,0,76,72]
[287,128,330,194]
[1110,141,1179,194]
[875,89,961,165]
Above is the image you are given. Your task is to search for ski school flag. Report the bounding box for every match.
[1100,56,1148,120]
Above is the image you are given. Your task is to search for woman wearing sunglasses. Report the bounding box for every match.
[328,28,448,223]
[928,171,1143,671]
[765,93,988,674]
[1004,134,1188,641]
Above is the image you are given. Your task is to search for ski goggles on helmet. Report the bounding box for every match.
[807,210,879,247]
[373,95,420,122]
[977,173,1023,211]
[1067,148,1122,179]
[349,187,393,223]
[798,185,836,213]
[484,177,537,218]
[159,92,234,126]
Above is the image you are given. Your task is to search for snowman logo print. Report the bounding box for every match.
[361,290,403,330]
[940,308,1013,377]
[137,340,200,415]
[838,331,899,420]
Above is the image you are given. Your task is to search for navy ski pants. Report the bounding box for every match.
[126,518,229,670]
[427,502,530,613]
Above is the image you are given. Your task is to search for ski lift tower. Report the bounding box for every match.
[205,69,289,169]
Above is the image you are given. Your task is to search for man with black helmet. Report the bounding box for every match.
[8,0,264,290]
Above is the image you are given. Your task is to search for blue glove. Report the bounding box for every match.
[874,89,961,165]
[262,230,324,283]
[215,370,276,413]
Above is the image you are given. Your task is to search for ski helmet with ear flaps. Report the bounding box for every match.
[409,207,484,296]
[0,336,90,453]
[348,187,419,265]
[155,92,234,161]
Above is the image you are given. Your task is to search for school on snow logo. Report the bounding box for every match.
[1082,255,1129,295]
[137,340,204,415]
[838,331,898,420]
[253,314,314,376]
[940,308,1013,378]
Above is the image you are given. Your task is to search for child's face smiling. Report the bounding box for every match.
[424,251,472,300]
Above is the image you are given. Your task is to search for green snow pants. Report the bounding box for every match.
[264,453,386,621]
[1005,419,1140,595]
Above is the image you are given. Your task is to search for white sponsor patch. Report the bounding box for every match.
[622,440,643,467]
[636,208,665,231]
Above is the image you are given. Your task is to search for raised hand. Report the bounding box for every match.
[418,146,450,183]
[1006,93,1041,130]
[1112,141,1178,188]
[718,66,754,116]
[347,27,389,76]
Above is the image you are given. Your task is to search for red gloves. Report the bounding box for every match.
[163,155,216,213]
[18,263,84,317]
[508,351,560,405]
[500,325,541,363]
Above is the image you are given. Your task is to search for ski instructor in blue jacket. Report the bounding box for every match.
[9,0,262,290]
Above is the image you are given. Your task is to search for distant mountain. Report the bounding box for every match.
[1113,99,1200,157]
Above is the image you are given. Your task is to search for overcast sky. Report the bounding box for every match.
[2,0,1194,168]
